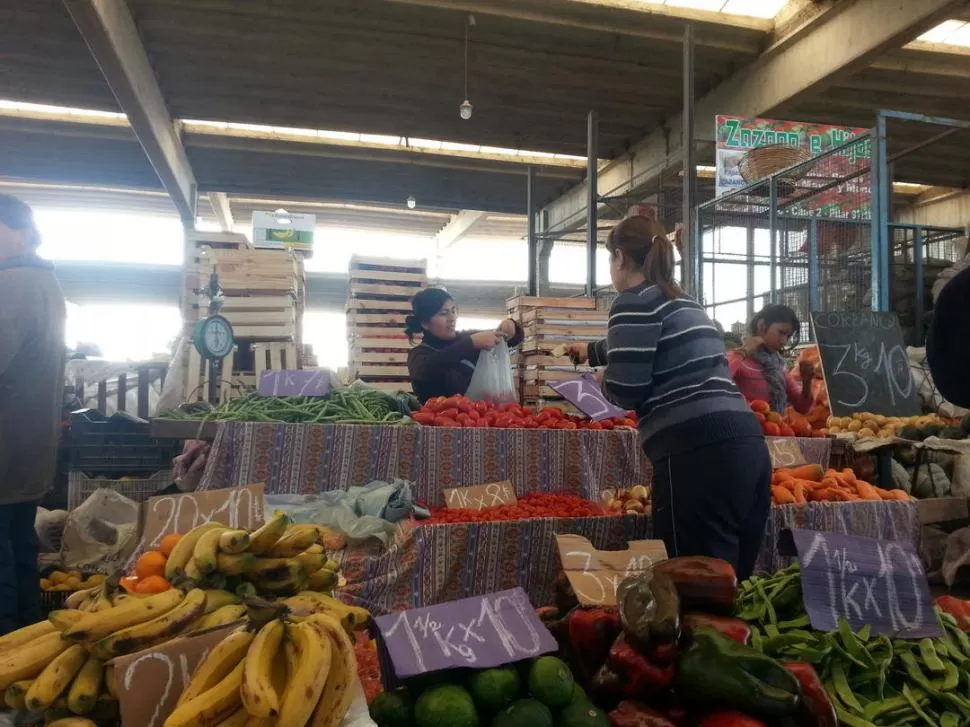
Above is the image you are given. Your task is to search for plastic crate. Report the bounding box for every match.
[67,409,179,476]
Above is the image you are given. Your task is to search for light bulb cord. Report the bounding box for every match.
[463,18,469,100]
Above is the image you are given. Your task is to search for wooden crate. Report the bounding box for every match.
[253,342,300,376]
[184,348,254,404]
[185,296,298,341]
[186,230,252,251]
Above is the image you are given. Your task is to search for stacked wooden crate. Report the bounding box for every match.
[507,296,607,409]
[181,231,306,402]
[346,255,427,393]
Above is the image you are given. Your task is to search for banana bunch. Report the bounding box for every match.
[166,612,357,727]
[165,515,342,598]
[63,573,125,613]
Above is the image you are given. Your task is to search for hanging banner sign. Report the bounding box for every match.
[714,115,869,217]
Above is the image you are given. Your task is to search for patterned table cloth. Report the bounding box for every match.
[199,422,833,503]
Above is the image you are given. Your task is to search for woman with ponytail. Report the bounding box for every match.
[405,287,522,402]
[563,216,770,580]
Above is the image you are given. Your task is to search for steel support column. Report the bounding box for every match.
[586,110,599,297]
[913,226,925,345]
[871,114,891,311]
[808,218,820,315]
[682,24,699,297]
[746,223,756,322]
[526,165,538,296]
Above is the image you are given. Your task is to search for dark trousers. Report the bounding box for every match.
[0,501,41,635]
[651,436,772,581]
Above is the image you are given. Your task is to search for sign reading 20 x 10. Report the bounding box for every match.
[810,311,920,418]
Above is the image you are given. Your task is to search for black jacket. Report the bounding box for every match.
[407,323,523,402]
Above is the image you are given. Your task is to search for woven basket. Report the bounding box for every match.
[738,144,814,184]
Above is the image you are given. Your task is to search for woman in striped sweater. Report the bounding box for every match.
[565,216,771,579]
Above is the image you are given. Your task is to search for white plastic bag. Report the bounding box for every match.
[60,488,140,569]
[464,339,517,405]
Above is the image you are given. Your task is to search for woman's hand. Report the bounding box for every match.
[798,359,816,382]
[741,336,764,358]
[563,343,590,364]
[471,331,502,350]
[497,319,517,339]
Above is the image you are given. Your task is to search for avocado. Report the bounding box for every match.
[492,699,554,727]
[923,423,944,438]
[942,427,968,440]
[467,666,522,714]
[899,426,923,441]
[414,685,479,727]
[527,657,575,711]
[557,701,610,727]
[369,689,414,727]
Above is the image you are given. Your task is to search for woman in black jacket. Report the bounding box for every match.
[405,288,523,402]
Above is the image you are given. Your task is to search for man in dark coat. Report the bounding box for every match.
[0,195,66,634]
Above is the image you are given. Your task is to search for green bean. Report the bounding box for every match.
[832,659,865,713]
[918,639,946,674]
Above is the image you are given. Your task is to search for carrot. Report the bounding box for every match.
[772,471,795,486]
[841,468,857,483]
[809,487,836,502]
[772,485,797,505]
[791,478,824,491]
[784,464,825,482]
[791,481,808,505]
[853,480,882,501]
[830,472,855,490]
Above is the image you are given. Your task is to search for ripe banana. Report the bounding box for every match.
[306,567,339,591]
[215,709,250,727]
[288,591,370,631]
[163,659,245,727]
[203,589,241,614]
[198,604,248,630]
[215,553,255,577]
[218,529,251,554]
[48,609,86,630]
[165,522,227,581]
[46,719,98,727]
[66,656,103,715]
[306,613,358,727]
[243,718,275,727]
[0,630,73,690]
[4,679,32,710]
[257,572,308,596]
[104,663,117,697]
[63,588,184,643]
[177,627,254,707]
[249,558,301,582]
[194,527,232,575]
[266,526,321,558]
[248,513,290,556]
[305,543,324,555]
[184,557,204,583]
[295,551,329,575]
[277,621,333,727]
[65,587,98,610]
[24,643,87,712]
[93,588,207,659]
[0,619,56,652]
[240,619,285,718]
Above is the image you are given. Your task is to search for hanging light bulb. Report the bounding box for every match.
[406,196,416,209]
[459,100,473,120]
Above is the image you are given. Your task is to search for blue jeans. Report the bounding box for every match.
[0,501,41,635]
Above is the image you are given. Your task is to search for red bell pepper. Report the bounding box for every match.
[936,595,970,631]
[695,712,767,727]
[607,635,675,697]
[651,557,738,616]
[681,613,752,646]
[783,662,838,727]
[607,700,677,727]
[567,607,622,676]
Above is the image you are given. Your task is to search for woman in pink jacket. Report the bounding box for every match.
[728,305,815,414]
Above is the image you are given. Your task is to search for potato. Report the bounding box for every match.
[847,420,863,432]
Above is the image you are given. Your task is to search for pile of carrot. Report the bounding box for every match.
[770,464,912,505]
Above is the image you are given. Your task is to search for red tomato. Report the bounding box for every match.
[587,421,603,430]
[455,397,473,412]
[617,418,637,428]
[599,419,614,430]
[433,416,458,427]
[540,407,564,419]
[494,415,514,429]
[437,408,460,420]
[411,412,435,425]
[474,401,490,414]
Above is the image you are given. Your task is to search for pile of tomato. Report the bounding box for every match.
[411,395,637,430]
[420,492,613,524]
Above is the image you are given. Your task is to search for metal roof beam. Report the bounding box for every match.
[209,192,234,232]
[435,210,487,249]
[64,0,197,224]
[541,0,965,232]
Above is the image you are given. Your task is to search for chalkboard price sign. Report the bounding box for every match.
[810,311,919,417]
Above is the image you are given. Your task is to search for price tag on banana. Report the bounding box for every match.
[374,588,558,682]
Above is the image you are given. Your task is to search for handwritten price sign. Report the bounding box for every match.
[765,437,807,469]
[442,481,517,509]
[786,528,939,638]
[258,370,330,397]
[374,588,557,679]
[550,375,626,421]
[555,534,668,606]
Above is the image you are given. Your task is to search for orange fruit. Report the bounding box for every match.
[159,533,183,557]
[762,422,781,437]
[750,400,771,415]
[779,424,796,437]
[135,575,171,594]
[754,412,766,424]
[120,575,140,593]
[135,550,167,580]
[766,411,784,425]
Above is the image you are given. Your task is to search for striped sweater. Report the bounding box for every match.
[589,281,760,460]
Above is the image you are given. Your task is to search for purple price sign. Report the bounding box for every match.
[786,528,939,638]
[257,370,330,397]
[374,588,558,680]
[550,374,626,421]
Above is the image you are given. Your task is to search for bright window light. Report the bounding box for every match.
[616,0,787,19]
[66,303,181,361]
[918,19,970,46]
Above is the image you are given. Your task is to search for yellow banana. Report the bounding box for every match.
[244,718,275,727]
[66,655,103,715]
[194,527,231,575]
[24,643,87,712]
[240,619,285,719]
[266,526,321,558]
[4,679,32,710]
[65,587,98,610]
[0,619,56,652]
[46,718,99,727]
[163,659,245,727]
[305,543,324,555]
[291,591,370,631]
[215,709,251,727]
[218,529,251,554]
[248,513,290,556]
[63,588,184,643]
[306,613,357,727]
[215,552,255,576]
[277,621,333,727]
[104,663,117,698]
[0,630,73,690]
[165,522,226,581]
[295,551,328,575]
[203,589,241,614]
[248,557,301,581]
[198,604,248,630]
[306,567,338,592]
[177,627,253,707]
[93,588,206,659]
[256,571,307,596]
[48,609,86,630]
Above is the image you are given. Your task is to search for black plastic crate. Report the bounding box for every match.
[67,409,179,476]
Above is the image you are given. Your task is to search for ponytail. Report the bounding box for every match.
[404,314,424,344]
[607,216,685,299]
[644,234,684,300]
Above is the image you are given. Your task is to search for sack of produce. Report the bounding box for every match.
[465,339,517,405]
